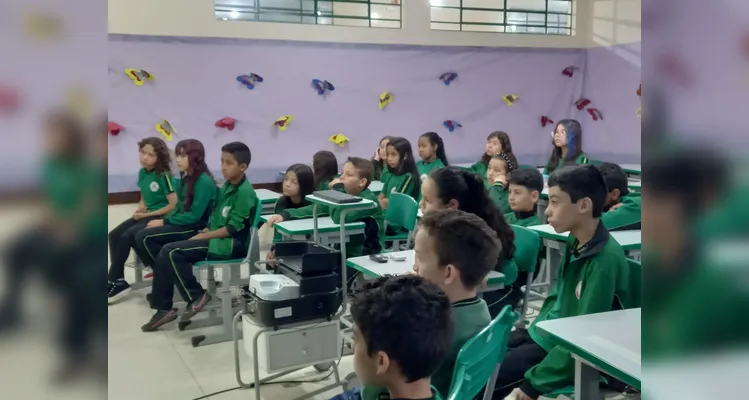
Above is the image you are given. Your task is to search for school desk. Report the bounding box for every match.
[454,162,473,169]
[258,215,365,249]
[619,163,642,177]
[627,180,641,192]
[537,178,642,222]
[255,188,282,215]
[537,308,641,399]
[369,180,383,194]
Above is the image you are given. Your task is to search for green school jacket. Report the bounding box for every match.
[504,210,542,227]
[361,297,491,400]
[166,172,216,227]
[543,153,590,174]
[42,156,90,216]
[468,161,489,186]
[207,176,257,258]
[382,172,417,200]
[416,159,445,183]
[522,222,639,398]
[138,168,177,212]
[488,181,512,215]
[602,192,641,231]
[282,188,384,258]
[272,197,312,244]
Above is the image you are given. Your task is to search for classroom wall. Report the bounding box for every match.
[108,35,587,192]
[108,0,590,49]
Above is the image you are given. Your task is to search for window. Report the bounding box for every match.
[215,0,402,29]
[430,0,573,35]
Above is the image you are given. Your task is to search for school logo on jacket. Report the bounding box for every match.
[149,182,160,192]
[222,206,231,218]
[575,281,583,300]
[390,187,396,193]
[420,174,427,182]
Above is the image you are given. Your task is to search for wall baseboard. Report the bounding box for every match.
[108,181,283,205]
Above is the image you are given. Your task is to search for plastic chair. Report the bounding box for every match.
[510,226,540,328]
[384,193,419,249]
[447,305,518,400]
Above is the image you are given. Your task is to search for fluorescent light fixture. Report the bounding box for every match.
[317,11,322,15]
[222,17,228,20]
[371,12,380,19]
[509,24,517,31]
[229,11,240,19]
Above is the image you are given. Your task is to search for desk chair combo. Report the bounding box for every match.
[383,193,419,250]
[510,225,540,328]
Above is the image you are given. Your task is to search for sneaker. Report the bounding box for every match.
[141,308,178,332]
[180,292,212,322]
[108,281,132,305]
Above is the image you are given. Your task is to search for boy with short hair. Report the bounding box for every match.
[496,165,639,400]
[346,275,453,400]
[504,168,544,227]
[142,142,257,332]
[597,162,641,230]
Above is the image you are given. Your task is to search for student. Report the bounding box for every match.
[371,136,393,182]
[597,162,641,230]
[134,139,216,269]
[487,152,517,215]
[141,142,257,332]
[504,168,544,227]
[470,131,514,185]
[420,167,519,319]
[543,119,589,174]
[108,137,178,304]
[496,165,638,400]
[266,157,384,261]
[349,275,453,400]
[379,137,420,209]
[416,132,449,182]
[313,150,339,191]
[264,164,315,259]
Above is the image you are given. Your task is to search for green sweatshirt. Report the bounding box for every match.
[382,172,417,200]
[166,172,216,227]
[468,160,489,186]
[488,181,512,215]
[416,159,445,183]
[602,192,641,231]
[543,153,590,175]
[272,197,311,244]
[522,222,639,398]
[282,188,385,257]
[207,176,257,258]
[504,210,542,227]
[361,297,491,400]
[138,168,177,212]
[43,156,89,217]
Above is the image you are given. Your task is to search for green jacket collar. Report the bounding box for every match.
[568,221,610,261]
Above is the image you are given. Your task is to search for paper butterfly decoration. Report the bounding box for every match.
[274,115,294,131]
[236,73,263,90]
[636,107,642,118]
[443,120,462,133]
[502,94,519,106]
[108,122,125,136]
[541,116,554,128]
[587,108,603,121]
[439,72,458,86]
[155,120,175,141]
[215,117,236,131]
[125,69,155,86]
[574,98,591,110]
[0,85,20,112]
[562,66,578,78]
[312,79,335,96]
[379,92,393,110]
[329,133,350,147]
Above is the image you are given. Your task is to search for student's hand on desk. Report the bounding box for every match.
[609,202,624,211]
[265,215,284,227]
[147,219,164,228]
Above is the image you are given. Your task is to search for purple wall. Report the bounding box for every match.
[108,36,589,192]
[581,42,641,162]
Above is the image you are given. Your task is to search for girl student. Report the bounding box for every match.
[312,150,339,191]
[134,139,217,272]
[108,137,178,304]
[469,131,514,185]
[264,163,315,259]
[419,166,520,318]
[486,152,518,215]
[544,118,590,174]
[371,135,393,182]
[416,132,449,182]
[378,137,420,209]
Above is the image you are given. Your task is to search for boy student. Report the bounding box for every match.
[496,166,639,400]
[345,275,453,400]
[141,142,257,332]
[597,162,642,230]
[266,157,385,259]
[504,168,544,227]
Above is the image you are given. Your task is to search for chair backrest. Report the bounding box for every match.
[447,306,518,400]
[626,258,642,308]
[510,225,540,273]
[385,193,419,231]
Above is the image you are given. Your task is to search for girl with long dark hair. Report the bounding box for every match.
[312,150,339,190]
[378,137,420,209]
[469,131,514,185]
[264,164,316,259]
[371,136,393,182]
[544,119,589,174]
[416,132,449,182]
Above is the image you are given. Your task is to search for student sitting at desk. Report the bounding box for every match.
[496,165,639,400]
[543,119,589,175]
[416,131,449,182]
[487,152,518,215]
[264,164,315,260]
[340,275,453,400]
[504,168,543,227]
[469,131,514,186]
[597,162,641,230]
[141,142,257,332]
[313,150,339,191]
[379,137,420,209]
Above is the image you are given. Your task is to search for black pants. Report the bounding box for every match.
[492,329,548,399]
[2,228,60,314]
[484,285,523,320]
[133,224,200,267]
[108,217,154,281]
[150,239,211,310]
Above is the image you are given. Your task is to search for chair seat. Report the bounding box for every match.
[385,232,410,241]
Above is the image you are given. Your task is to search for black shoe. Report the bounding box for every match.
[141,309,178,332]
[108,281,131,305]
[180,292,212,322]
